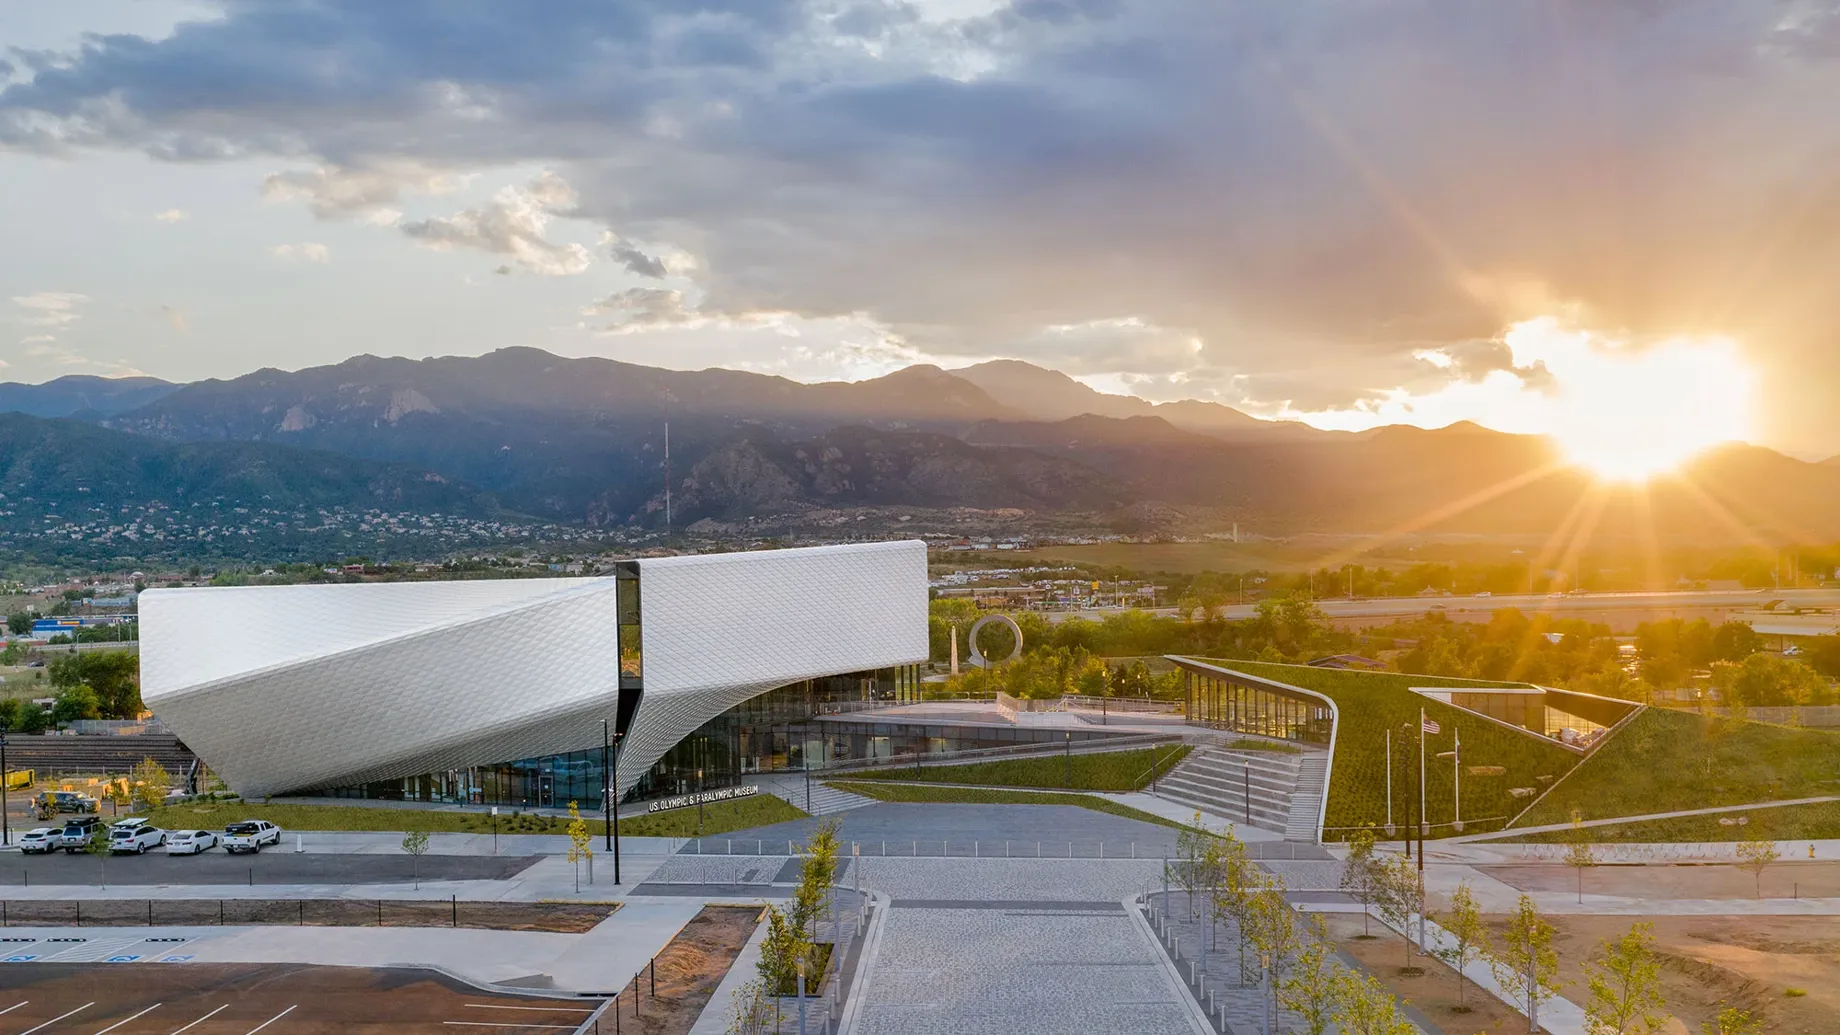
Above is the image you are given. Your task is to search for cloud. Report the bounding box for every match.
[610,242,668,279]
[4,1,1840,443]
[11,292,88,330]
[269,243,331,263]
[401,172,590,276]
[153,208,188,223]
[261,162,455,222]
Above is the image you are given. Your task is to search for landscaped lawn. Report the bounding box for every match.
[145,793,806,838]
[1491,799,1840,843]
[842,745,1191,792]
[1196,661,1580,839]
[827,779,1202,832]
[1510,707,1840,828]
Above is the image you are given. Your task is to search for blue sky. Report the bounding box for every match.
[3,1,1838,453]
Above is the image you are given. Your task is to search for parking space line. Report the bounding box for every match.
[439,1016,574,1023]
[94,1004,162,1034]
[242,1005,295,1035]
[20,1003,94,1035]
[462,1005,596,1013]
[0,1002,28,1016]
[168,1004,226,1035]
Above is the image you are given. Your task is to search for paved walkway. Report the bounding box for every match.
[1448,796,1840,843]
[833,855,1207,1035]
[0,898,708,994]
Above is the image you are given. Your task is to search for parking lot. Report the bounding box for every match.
[0,962,602,1034]
[0,851,541,887]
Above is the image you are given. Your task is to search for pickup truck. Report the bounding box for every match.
[222,820,282,854]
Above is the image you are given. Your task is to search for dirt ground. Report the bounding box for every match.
[1482,914,1840,1035]
[0,898,618,932]
[1480,860,1840,899]
[612,905,762,1035]
[1326,914,1523,1035]
[0,961,602,1034]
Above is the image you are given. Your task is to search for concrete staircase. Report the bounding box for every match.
[1282,753,1330,842]
[1151,747,1327,841]
[754,773,878,816]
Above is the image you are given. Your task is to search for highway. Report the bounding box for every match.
[1042,587,1840,625]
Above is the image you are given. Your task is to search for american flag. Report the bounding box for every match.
[1422,714,1441,735]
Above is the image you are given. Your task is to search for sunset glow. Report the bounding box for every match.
[1512,319,1755,481]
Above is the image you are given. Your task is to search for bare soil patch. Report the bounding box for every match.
[1479,860,1840,899]
[1326,913,1523,1035]
[609,905,763,1035]
[0,897,618,932]
[1481,914,1840,1035]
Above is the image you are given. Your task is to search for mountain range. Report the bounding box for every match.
[2,352,1838,545]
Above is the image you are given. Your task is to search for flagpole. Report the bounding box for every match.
[1453,727,1462,831]
[1418,709,1427,834]
[1385,730,1392,833]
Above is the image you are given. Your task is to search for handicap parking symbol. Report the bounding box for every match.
[3,955,39,963]
[105,955,143,963]
[158,955,194,963]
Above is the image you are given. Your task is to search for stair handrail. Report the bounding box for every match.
[1134,742,1190,793]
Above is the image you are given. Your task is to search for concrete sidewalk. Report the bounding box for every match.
[0,853,679,902]
[0,898,711,994]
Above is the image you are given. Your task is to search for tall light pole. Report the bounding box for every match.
[0,720,10,847]
[696,766,705,836]
[601,719,613,853]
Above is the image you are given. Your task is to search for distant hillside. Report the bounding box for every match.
[0,413,495,516]
[69,347,1840,541]
[952,359,1323,440]
[0,375,177,418]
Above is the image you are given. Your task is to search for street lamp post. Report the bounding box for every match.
[611,730,624,885]
[1064,731,1072,789]
[602,720,613,853]
[696,766,705,836]
[0,721,10,848]
[490,806,498,856]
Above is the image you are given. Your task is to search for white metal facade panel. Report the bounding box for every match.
[622,540,930,780]
[140,541,928,798]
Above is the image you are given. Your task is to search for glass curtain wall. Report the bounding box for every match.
[1181,666,1333,745]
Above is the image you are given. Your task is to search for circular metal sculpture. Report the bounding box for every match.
[966,614,1024,668]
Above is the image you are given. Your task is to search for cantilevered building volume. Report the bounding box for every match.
[140,541,929,802]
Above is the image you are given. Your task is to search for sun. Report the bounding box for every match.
[1504,321,1755,482]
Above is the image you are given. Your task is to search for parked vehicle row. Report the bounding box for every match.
[13,816,283,856]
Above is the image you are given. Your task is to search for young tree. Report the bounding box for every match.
[1564,817,1597,904]
[1434,881,1488,1010]
[1243,874,1299,1034]
[1339,826,1383,937]
[85,826,111,887]
[756,903,809,996]
[129,757,172,811]
[725,978,775,1034]
[1701,1007,1763,1035]
[1278,915,1342,1035]
[1734,833,1779,898]
[1169,813,1213,918]
[1372,851,1422,971]
[792,817,842,948]
[1491,894,1562,1034]
[565,801,593,891]
[1584,922,1668,1035]
[1333,968,1418,1035]
[1213,828,1257,985]
[402,829,431,890]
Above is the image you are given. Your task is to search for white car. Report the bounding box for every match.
[108,824,166,854]
[17,828,59,854]
[222,820,282,853]
[164,829,219,855]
